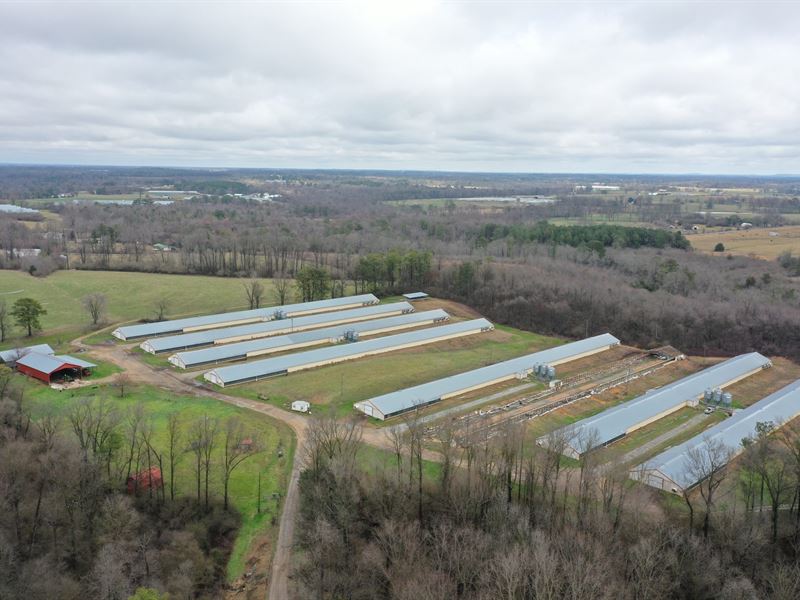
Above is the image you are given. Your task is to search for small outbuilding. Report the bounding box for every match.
[126,467,164,495]
[15,352,96,384]
[402,292,429,301]
[291,400,311,413]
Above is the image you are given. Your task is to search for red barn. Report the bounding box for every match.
[15,352,96,384]
[126,467,164,495]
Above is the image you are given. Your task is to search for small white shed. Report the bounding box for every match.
[291,400,310,413]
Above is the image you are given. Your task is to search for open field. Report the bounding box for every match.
[688,225,800,259]
[0,270,275,347]
[21,193,147,204]
[221,323,562,418]
[16,376,294,582]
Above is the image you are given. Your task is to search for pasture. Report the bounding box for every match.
[688,225,800,259]
[0,270,275,347]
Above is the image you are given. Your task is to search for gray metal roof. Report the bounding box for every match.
[553,352,772,454]
[112,293,379,340]
[54,355,97,369]
[403,292,429,300]
[204,318,494,386]
[141,301,412,353]
[0,204,40,214]
[0,343,54,363]
[636,378,800,491]
[171,309,449,368]
[16,352,95,373]
[356,333,620,418]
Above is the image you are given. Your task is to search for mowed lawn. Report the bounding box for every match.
[0,270,275,346]
[19,377,294,582]
[222,325,563,417]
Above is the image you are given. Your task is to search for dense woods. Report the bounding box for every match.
[0,370,262,599]
[293,414,800,599]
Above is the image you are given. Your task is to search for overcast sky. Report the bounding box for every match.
[0,1,798,174]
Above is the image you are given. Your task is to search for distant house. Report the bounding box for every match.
[12,248,41,258]
[126,467,163,495]
[740,222,754,230]
[152,243,174,252]
[291,400,310,413]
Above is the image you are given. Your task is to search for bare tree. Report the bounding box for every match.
[140,418,165,503]
[188,414,218,509]
[0,299,10,341]
[221,417,261,510]
[243,277,264,310]
[166,412,182,501]
[777,420,800,543]
[685,435,734,538]
[752,427,794,546]
[113,372,130,398]
[82,292,107,327]
[272,271,291,306]
[153,296,169,322]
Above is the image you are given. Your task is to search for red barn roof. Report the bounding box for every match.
[126,467,163,495]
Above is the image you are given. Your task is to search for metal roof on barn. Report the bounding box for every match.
[550,352,772,455]
[356,333,620,419]
[0,343,54,363]
[170,309,449,368]
[204,318,494,386]
[112,293,379,340]
[141,300,410,353]
[16,352,96,374]
[633,378,800,491]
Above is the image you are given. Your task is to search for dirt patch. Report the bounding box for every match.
[226,536,274,600]
[556,344,642,378]
[411,297,483,320]
[725,356,800,407]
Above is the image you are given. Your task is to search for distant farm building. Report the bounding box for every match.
[142,301,412,355]
[168,309,448,369]
[15,352,97,384]
[355,333,620,420]
[113,293,380,341]
[543,352,772,458]
[204,318,494,387]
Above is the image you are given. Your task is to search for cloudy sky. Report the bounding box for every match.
[0,1,798,173]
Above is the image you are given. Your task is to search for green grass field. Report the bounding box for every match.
[221,325,561,418]
[0,270,275,348]
[17,376,294,581]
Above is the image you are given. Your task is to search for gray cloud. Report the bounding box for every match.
[0,1,798,173]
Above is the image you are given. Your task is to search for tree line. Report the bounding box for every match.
[291,412,800,599]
